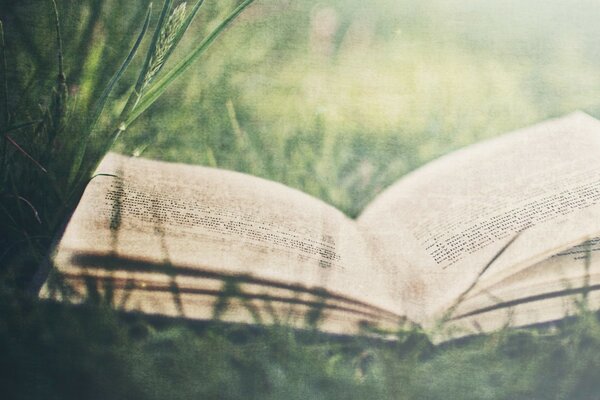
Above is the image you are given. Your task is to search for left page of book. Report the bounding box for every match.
[41,153,404,334]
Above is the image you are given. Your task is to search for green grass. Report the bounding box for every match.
[3,0,600,398]
[3,289,600,399]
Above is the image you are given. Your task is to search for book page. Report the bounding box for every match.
[444,238,600,337]
[43,153,404,334]
[358,112,600,324]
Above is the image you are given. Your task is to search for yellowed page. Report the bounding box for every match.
[440,244,600,342]
[438,291,600,343]
[43,153,404,334]
[447,238,600,330]
[358,112,600,325]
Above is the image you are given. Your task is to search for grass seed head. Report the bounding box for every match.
[144,2,188,89]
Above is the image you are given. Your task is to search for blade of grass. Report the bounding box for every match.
[2,120,41,135]
[49,0,67,142]
[66,4,153,189]
[1,20,8,174]
[1,120,41,180]
[50,0,64,82]
[0,20,8,128]
[4,134,47,173]
[89,4,153,132]
[123,0,256,128]
[7,168,27,229]
[3,194,42,224]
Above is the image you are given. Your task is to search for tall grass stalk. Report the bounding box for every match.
[0,20,9,176]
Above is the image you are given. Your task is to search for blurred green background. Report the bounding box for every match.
[6,0,600,216]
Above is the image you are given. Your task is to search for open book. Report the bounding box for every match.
[39,112,600,341]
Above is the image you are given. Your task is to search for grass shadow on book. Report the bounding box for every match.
[45,251,405,337]
[439,237,600,342]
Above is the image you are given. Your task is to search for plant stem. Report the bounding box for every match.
[0,20,8,175]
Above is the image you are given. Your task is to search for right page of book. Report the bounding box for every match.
[446,238,600,336]
[357,112,600,328]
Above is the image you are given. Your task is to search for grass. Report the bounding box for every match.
[4,289,600,399]
[3,0,600,398]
